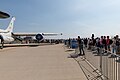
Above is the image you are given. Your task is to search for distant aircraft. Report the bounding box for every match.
[0,17,62,49]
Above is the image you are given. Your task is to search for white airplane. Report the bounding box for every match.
[0,17,62,49]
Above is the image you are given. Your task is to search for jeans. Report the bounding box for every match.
[79,45,85,55]
[112,46,116,53]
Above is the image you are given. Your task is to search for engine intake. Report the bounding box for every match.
[35,34,43,41]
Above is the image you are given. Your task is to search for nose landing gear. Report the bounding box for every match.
[0,35,4,49]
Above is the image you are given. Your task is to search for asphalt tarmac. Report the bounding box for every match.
[0,44,86,80]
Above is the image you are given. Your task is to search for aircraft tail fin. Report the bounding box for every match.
[6,17,15,33]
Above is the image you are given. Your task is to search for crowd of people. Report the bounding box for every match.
[65,34,120,56]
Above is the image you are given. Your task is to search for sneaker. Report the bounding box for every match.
[78,54,82,56]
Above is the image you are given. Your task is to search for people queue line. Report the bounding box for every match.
[65,35,120,55]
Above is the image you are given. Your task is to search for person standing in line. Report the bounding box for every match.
[106,36,111,51]
[84,38,88,48]
[102,36,107,53]
[111,36,116,54]
[77,36,85,56]
[116,35,120,53]
[100,36,103,48]
[96,37,101,54]
[68,38,71,48]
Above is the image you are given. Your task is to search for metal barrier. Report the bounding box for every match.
[100,49,119,80]
[84,46,120,80]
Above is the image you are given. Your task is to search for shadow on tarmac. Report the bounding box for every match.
[67,53,79,58]
[65,49,74,52]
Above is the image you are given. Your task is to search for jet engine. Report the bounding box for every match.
[35,34,43,41]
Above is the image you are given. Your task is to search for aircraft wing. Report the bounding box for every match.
[13,33,62,36]
[12,32,62,41]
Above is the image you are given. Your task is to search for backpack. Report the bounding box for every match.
[109,39,113,45]
[116,40,119,46]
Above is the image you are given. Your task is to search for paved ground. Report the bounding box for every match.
[0,44,87,80]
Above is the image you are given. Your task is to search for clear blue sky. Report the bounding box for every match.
[0,0,120,38]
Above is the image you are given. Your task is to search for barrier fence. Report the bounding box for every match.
[64,40,120,80]
[99,49,119,80]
